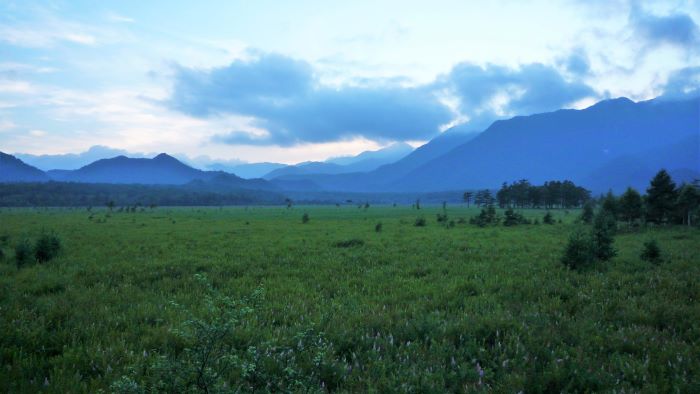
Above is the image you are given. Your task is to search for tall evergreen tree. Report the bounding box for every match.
[645,169,677,224]
[592,210,617,261]
[580,200,595,224]
[619,187,643,226]
[676,183,700,226]
[600,190,618,219]
[462,191,473,207]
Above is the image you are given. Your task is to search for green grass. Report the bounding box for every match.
[0,206,699,392]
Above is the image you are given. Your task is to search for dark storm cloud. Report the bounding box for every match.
[169,52,598,145]
[660,66,700,100]
[437,62,596,129]
[630,4,700,53]
[170,53,452,145]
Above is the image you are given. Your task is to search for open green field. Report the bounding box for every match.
[1,206,699,392]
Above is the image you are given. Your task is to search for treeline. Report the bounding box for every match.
[0,182,286,207]
[595,169,700,226]
[463,179,591,209]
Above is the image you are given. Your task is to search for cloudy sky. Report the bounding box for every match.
[1,0,698,164]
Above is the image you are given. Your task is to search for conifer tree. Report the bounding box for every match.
[645,169,677,224]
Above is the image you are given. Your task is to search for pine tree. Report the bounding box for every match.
[600,190,618,219]
[580,200,594,224]
[619,187,643,226]
[592,210,616,261]
[676,183,700,226]
[561,228,594,269]
[645,169,677,224]
[462,191,473,207]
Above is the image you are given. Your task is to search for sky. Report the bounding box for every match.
[1,0,699,165]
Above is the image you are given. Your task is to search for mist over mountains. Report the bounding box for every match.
[2,96,698,196]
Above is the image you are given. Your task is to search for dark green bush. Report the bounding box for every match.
[375,222,382,232]
[470,206,498,227]
[112,275,347,393]
[34,231,62,263]
[301,213,309,224]
[641,239,662,264]
[580,201,595,224]
[543,211,555,224]
[15,238,33,268]
[592,211,616,261]
[561,228,594,269]
[503,208,530,226]
[415,217,426,227]
[334,239,365,248]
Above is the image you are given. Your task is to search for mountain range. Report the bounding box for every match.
[2,96,698,194]
[263,142,414,179]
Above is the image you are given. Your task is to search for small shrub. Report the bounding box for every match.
[34,231,62,263]
[592,211,616,261]
[543,211,555,224]
[0,248,4,261]
[470,205,498,227]
[302,213,309,224]
[641,239,662,264]
[0,234,9,246]
[503,208,530,226]
[375,222,382,232]
[580,201,595,224]
[414,217,426,227]
[436,213,448,223]
[15,238,33,268]
[561,228,594,269]
[334,239,365,248]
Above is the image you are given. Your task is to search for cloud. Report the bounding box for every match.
[630,5,700,53]
[660,66,700,99]
[170,53,453,145]
[438,62,597,129]
[0,23,97,47]
[169,51,599,145]
[561,49,591,76]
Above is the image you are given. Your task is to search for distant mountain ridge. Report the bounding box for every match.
[267,97,699,193]
[263,142,414,179]
[393,97,699,192]
[0,152,49,182]
[2,96,697,194]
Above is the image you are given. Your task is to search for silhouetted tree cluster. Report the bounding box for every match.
[496,179,590,209]
[474,189,495,207]
[594,170,700,226]
[0,182,285,207]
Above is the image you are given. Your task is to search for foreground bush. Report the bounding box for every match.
[470,206,498,227]
[561,228,594,269]
[112,275,347,393]
[503,208,530,226]
[641,239,662,264]
[592,211,616,261]
[543,211,555,224]
[14,239,32,269]
[34,231,62,263]
[561,210,617,269]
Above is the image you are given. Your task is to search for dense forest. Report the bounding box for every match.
[0,182,285,207]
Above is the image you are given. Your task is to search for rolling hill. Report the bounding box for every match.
[263,142,414,179]
[0,152,50,182]
[392,97,699,192]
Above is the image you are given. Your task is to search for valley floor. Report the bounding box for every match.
[0,206,699,392]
